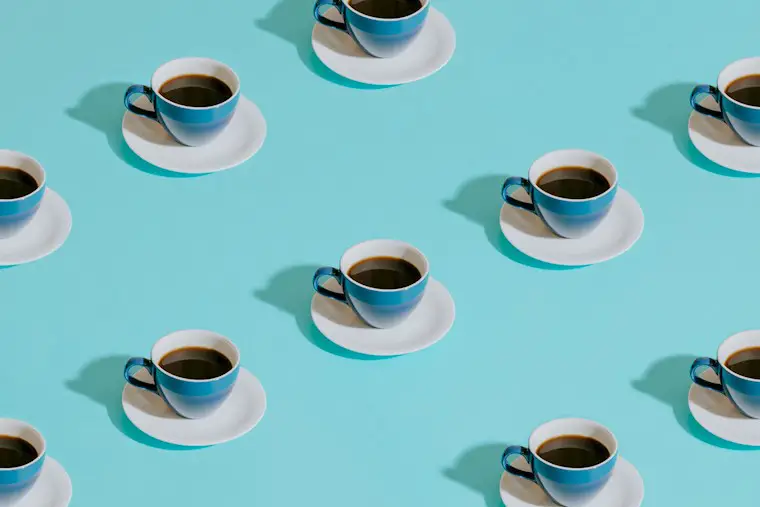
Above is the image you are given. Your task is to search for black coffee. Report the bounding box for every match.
[348,256,422,290]
[726,74,760,107]
[0,436,38,469]
[159,74,233,108]
[537,435,611,468]
[349,0,423,18]
[159,347,233,380]
[0,167,38,200]
[726,346,760,379]
[537,166,611,200]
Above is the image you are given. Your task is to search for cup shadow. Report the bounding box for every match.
[632,82,759,178]
[253,264,387,360]
[66,82,202,178]
[632,353,754,450]
[443,443,507,507]
[65,354,199,450]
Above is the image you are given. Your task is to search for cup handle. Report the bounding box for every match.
[124,84,159,122]
[124,357,158,393]
[690,85,724,122]
[313,267,347,303]
[501,445,536,482]
[314,0,348,32]
[690,357,723,393]
[502,176,537,215]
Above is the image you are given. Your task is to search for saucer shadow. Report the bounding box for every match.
[254,264,388,360]
[443,443,508,507]
[632,354,754,450]
[444,175,582,270]
[66,82,202,178]
[632,82,759,178]
[66,354,200,450]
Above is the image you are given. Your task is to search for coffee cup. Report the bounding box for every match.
[502,150,618,239]
[124,57,240,147]
[501,418,618,507]
[0,419,46,504]
[312,239,429,329]
[0,151,46,239]
[124,330,240,419]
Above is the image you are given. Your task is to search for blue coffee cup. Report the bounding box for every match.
[691,57,760,146]
[0,419,46,503]
[502,418,618,507]
[0,151,46,240]
[124,330,240,419]
[313,239,429,329]
[502,150,618,239]
[313,0,430,58]
[690,330,760,418]
[124,57,240,147]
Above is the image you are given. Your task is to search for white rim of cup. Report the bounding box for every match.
[338,239,430,293]
[149,57,241,111]
[0,150,46,203]
[150,330,241,384]
[528,149,618,204]
[341,0,429,22]
[528,418,618,472]
[717,330,760,383]
[717,57,760,111]
[0,419,46,472]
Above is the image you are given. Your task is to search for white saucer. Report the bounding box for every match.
[0,189,72,266]
[499,457,644,507]
[312,7,455,86]
[689,368,760,446]
[689,95,760,173]
[500,187,644,266]
[122,367,267,446]
[0,457,73,507]
[122,95,267,174]
[311,277,455,356]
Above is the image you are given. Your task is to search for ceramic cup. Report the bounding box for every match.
[313,239,429,329]
[124,57,240,147]
[691,57,760,146]
[313,0,430,58]
[124,330,240,419]
[0,419,46,504]
[502,150,618,239]
[690,330,760,418]
[501,418,618,507]
[0,151,46,240]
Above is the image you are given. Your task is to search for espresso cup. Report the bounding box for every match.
[501,418,618,507]
[0,151,46,240]
[313,0,429,58]
[690,57,760,146]
[0,419,46,503]
[124,330,240,419]
[124,57,240,147]
[501,150,618,239]
[690,330,760,418]
[312,239,429,329]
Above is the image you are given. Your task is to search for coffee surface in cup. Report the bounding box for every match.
[159,75,233,108]
[726,74,760,107]
[537,435,611,468]
[726,346,760,379]
[348,0,423,18]
[0,167,38,200]
[159,347,233,380]
[536,166,611,200]
[348,256,422,290]
[0,435,38,468]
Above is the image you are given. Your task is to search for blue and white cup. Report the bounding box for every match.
[0,419,46,503]
[0,151,45,240]
[313,0,430,58]
[313,239,429,329]
[501,418,618,507]
[690,57,760,146]
[124,57,240,147]
[690,330,760,418]
[124,330,240,419]
[501,150,618,239]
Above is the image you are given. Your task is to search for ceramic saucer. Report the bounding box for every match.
[689,96,760,173]
[122,367,266,446]
[689,368,760,446]
[312,7,455,86]
[311,277,455,356]
[122,95,267,174]
[0,189,72,266]
[0,457,73,507]
[500,187,644,266]
[499,457,644,507]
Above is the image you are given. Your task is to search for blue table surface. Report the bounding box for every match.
[1,0,758,504]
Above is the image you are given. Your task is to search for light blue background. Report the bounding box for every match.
[0,0,758,505]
